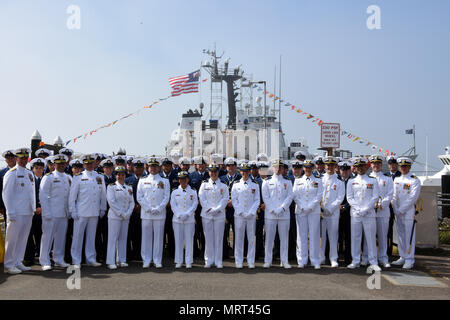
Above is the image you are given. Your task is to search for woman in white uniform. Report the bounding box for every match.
[106,166,134,269]
[198,163,229,268]
[170,171,198,268]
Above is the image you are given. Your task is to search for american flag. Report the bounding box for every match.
[169,70,200,96]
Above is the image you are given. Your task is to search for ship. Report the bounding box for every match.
[165,48,311,161]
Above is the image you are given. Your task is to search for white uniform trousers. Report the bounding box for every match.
[106,219,129,265]
[173,222,195,265]
[320,217,339,262]
[351,216,377,265]
[71,217,98,265]
[39,217,68,266]
[4,215,33,270]
[264,219,290,265]
[296,214,321,266]
[202,218,225,266]
[362,216,390,264]
[141,219,165,265]
[234,216,256,265]
[395,216,416,264]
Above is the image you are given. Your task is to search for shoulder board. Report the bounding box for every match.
[411,175,417,179]
[74,172,81,176]
[313,173,320,178]
[349,175,356,179]
[337,175,343,181]
[108,183,115,186]
[45,172,52,176]
[383,173,390,177]
[99,172,104,175]
[263,177,268,180]
[9,167,17,172]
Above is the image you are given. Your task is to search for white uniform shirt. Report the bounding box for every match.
[321,173,345,218]
[261,174,293,220]
[69,170,107,218]
[198,178,229,220]
[231,178,260,219]
[170,185,198,224]
[293,174,323,216]
[369,171,394,218]
[137,173,170,220]
[2,165,36,218]
[392,172,421,219]
[106,181,135,220]
[40,171,72,219]
[346,174,380,218]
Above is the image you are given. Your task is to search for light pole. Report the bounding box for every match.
[251,81,267,154]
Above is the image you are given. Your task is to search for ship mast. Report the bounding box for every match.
[202,47,243,130]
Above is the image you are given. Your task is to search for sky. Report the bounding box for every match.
[0,0,449,171]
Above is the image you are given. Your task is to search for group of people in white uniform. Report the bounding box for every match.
[1,147,421,275]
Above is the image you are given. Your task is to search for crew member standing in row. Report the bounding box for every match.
[231,162,260,268]
[293,160,323,269]
[2,148,35,274]
[39,154,72,270]
[170,171,198,268]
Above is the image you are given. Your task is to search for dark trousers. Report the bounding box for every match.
[164,206,175,258]
[95,214,108,262]
[65,218,74,263]
[338,209,352,264]
[387,205,395,256]
[127,209,142,261]
[193,205,205,258]
[255,209,265,260]
[24,214,42,264]
[320,216,331,262]
[288,203,297,260]
[223,206,235,259]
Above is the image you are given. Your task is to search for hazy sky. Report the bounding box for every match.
[0,0,449,171]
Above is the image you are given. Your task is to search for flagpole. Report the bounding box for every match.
[279,55,282,159]
[413,124,416,154]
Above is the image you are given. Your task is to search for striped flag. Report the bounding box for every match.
[169,70,200,96]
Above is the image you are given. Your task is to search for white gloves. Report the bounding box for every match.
[149,207,161,215]
[322,208,332,217]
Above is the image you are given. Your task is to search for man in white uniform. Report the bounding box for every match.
[346,157,381,272]
[320,156,345,267]
[137,157,170,268]
[364,155,394,268]
[69,154,107,268]
[198,163,229,268]
[292,160,323,269]
[170,171,198,268]
[391,157,421,269]
[39,154,72,270]
[231,162,260,268]
[2,148,36,274]
[261,159,293,269]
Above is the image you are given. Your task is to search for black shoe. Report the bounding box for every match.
[23,260,34,267]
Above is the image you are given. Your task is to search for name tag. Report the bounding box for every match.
[81,179,88,181]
